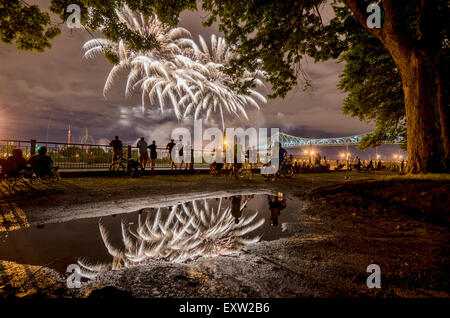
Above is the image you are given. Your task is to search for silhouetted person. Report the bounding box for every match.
[177,137,184,170]
[190,147,194,170]
[0,149,29,178]
[110,136,123,164]
[29,146,60,180]
[314,152,321,165]
[272,144,287,181]
[148,140,157,170]
[183,142,191,170]
[166,139,176,170]
[232,138,243,178]
[137,136,148,170]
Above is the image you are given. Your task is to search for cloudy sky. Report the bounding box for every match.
[0,0,373,146]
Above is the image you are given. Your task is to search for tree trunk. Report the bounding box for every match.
[397,52,445,173]
[344,0,448,173]
[435,70,450,168]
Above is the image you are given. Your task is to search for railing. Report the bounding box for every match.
[0,140,212,170]
[0,139,405,172]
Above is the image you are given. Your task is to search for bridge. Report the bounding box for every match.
[271,132,403,149]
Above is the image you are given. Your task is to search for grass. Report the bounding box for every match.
[1,170,448,205]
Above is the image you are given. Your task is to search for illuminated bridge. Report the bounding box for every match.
[269,132,403,149]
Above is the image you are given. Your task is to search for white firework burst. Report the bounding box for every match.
[82,7,266,128]
[136,35,266,127]
[82,4,192,97]
[77,196,264,279]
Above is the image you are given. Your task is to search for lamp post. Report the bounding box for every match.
[345,143,349,170]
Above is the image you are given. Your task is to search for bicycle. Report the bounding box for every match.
[349,164,374,174]
[279,160,294,178]
[237,162,254,179]
[109,156,126,173]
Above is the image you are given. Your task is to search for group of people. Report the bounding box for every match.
[136,137,158,170]
[209,141,290,180]
[165,138,194,170]
[111,135,196,171]
[0,146,60,181]
[109,136,158,170]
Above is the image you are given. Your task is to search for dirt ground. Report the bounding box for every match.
[0,172,449,297]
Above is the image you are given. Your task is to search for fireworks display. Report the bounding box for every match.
[82,5,266,128]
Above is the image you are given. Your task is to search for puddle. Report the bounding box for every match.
[0,193,305,273]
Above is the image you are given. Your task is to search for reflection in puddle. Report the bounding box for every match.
[78,195,265,278]
[268,193,287,226]
[1,192,303,274]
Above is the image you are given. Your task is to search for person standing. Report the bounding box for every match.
[148,140,158,170]
[166,139,176,170]
[184,142,192,170]
[190,146,194,170]
[137,136,148,170]
[109,136,123,164]
[177,137,184,170]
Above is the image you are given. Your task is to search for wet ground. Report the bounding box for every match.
[0,173,449,298]
[0,193,305,273]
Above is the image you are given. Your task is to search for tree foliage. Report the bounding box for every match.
[50,0,196,54]
[0,0,60,51]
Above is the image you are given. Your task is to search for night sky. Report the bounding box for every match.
[0,1,403,159]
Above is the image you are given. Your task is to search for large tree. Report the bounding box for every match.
[2,0,449,173]
[336,5,406,150]
[341,1,449,173]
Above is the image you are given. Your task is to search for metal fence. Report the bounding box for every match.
[0,139,405,172]
[0,140,211,170]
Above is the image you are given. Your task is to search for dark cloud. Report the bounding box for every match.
[0,1,373,145]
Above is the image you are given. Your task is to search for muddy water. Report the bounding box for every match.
[0,193,305,273]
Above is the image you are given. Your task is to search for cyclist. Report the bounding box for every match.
[110,136,123,167]
[274,145,288,180]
